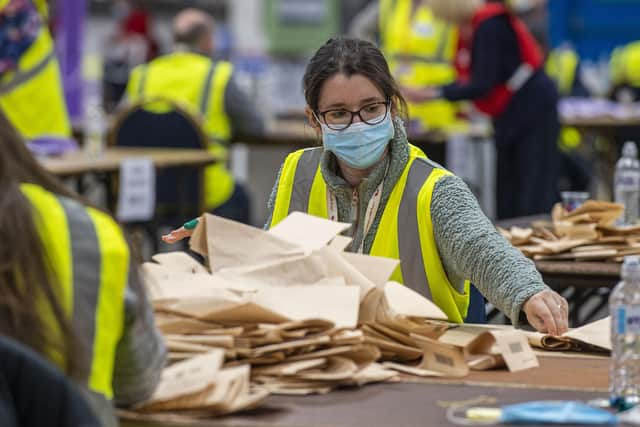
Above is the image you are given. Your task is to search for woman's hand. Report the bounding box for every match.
[400,86,442,103]
[161,226,194,244]
[522,289,569,336]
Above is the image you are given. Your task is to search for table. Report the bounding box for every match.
[41,147,218,178]
[121,355,609,427]
[496,215,620,325]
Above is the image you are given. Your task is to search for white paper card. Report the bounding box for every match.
[117,157,155,222]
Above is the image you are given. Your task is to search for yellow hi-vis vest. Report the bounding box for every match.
[21,183,129,402]
[380,0,459,131]
[545,47,579,97]
[126,52,234,209]
[0,0,71,139]
[269,145,470,322]
[610,41,640,88]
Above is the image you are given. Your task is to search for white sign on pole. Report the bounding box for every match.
[116,157,156,222]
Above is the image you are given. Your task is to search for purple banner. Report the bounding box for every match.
[55,0,86,122]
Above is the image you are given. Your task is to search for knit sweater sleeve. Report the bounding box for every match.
[430,174,548,324]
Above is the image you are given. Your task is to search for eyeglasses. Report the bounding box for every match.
[314,101,390,131]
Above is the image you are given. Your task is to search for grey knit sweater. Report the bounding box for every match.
[266,118,548,324]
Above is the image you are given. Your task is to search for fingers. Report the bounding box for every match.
[526,295,558,335]
[523,290,569,336]
[161,227,190,244]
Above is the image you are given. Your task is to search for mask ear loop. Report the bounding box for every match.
[446,405,501,426]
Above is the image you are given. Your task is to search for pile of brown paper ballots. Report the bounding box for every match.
[125,213,540,420]
[500,200,640,262]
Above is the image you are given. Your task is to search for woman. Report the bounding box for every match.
[0,111,165,426]
[164,37,568,336]
[406,0,561,220]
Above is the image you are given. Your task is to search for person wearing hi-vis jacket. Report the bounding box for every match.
[405,0,561,220]
[163,37,569,337]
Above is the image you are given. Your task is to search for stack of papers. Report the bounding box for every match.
[500,201,640,262]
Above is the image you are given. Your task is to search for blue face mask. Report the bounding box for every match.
[320,113,394,170]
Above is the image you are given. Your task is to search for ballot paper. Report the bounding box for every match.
[524,317,611,353]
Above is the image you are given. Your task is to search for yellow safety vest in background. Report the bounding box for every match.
[21,183,128,401]
[380,0,459,131]
[126,52,234,209]
[545,47,582,151]
[269,145,470,323]
[610,41,640,88]
[0,0,71,139]
[545,47,579,97]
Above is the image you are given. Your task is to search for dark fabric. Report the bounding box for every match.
[558,151,591,192]
[442,15,521,102]
[465,284,487,324]
[211,181,251,225]
[0,337,100,427]
[495,87,560,219]
[114,108,203,222]
[440,14,560,219]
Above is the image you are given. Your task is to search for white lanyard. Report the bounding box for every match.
[327,180,384,254]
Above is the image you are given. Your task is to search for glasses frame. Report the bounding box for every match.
[315,100,391,131]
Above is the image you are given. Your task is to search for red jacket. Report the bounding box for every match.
[456,2,543,117]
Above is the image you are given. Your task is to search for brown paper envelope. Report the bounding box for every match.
[363,336,423,360]
[251,335,331,357]
[285,345,357,362]
[347,362,397,386]
[136,350,225,411]
[467,354,506,371]
[166,340,216,354]
[252,358,327,376]
[359,285,385,323]
[151,252,209,274]
[331,329,365,346]
[366,322,420,348]
[268,211,352,252]
[563,316,611,351]
[564,200,623,217]
[382,362,445,377]
[467,330,538,372]
[188,215,208,257]
[383,282,448,320]
[202,213,303,273]
[154,313,222,335]
[510,227,533,245]
[251,285,360,328]
[341,252,400,288]
[165,335,235,349]
[297,356,359,381]
[201,302,291,324]
[415,337,469,377]
[328,235,353,251]
[554,222,599,240]
[339,344,381,368]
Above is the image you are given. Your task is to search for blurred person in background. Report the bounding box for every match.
[545,43,592,193]
[124,8,265,225]
[610,40,640,103]
[0,0,70,139]
[0,111,166,426]
[103,0,159,112]
[410,0,560,220]
[350,0,461,134]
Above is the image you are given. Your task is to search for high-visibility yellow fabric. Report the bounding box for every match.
[380,0,460,131]
[127,52,234,208]
[0,9,71,139]
[269,146,470,322]
[21,184,128,400]
[545,47,579,96]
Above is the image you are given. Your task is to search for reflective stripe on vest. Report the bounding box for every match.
[269,146,470,322]
[21,184,128,399]
[380,0,459,130]
[466,3,543,117]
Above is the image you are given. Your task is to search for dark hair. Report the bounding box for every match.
[303,37,408,118]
